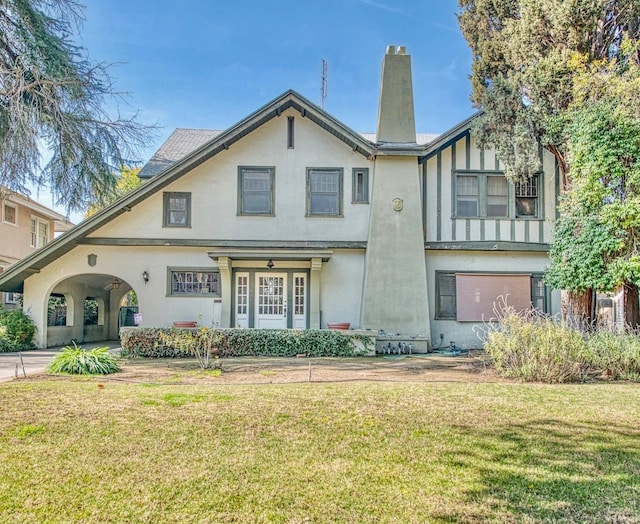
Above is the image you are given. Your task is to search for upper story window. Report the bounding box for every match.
[352,168,369,204]
[163,192,191,227]
[2,202,17,225]
[307,168,343,217]
[238,167,275,216]
[455,172,539,219]
[30,217,49,248]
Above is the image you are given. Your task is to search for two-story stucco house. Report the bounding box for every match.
[0,190,72,310]
[0,46,560,349]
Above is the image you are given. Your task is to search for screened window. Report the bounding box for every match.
[238,167,275,215]
[3,203,17,225]
[456,175,479,217]
[352,168,369,204]
[436,273,457,319]
[307,168,343,216]
[436,272,547,321]
[163,192,191,227]
[30,217,49,248]
[486,175,508,217]
[169,269,220,296]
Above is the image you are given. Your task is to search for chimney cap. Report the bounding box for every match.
[385,45,407,55]
[386,45,395,55]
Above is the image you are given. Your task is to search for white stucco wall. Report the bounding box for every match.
[91,109,373,243]
[319,249,365,328]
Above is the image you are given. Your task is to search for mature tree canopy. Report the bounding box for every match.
[458,0,640,188]
[0,0,153,212]
[84,166,142,218]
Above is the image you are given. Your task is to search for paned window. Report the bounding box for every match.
[515,176,539,217]
[307,168,343,216]
[455,172,539,219]
[236,275,248,315]
[163,192,191,227]
[238,167,275,215]
[3,203,17,225]
[30,217,49,248]
[436,273,457,319]
[294,276,305,315]
[352,168,369,204]
[169,269,220,296]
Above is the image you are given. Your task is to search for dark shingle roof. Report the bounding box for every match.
[138,128,222,179]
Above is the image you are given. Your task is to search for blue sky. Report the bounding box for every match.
[40,0,474,220]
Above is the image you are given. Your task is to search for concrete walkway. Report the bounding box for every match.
[0,341,121,383]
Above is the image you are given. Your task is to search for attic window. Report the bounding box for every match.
[287,116,294,149]
[3,202,17,225]
[163,192,191,227]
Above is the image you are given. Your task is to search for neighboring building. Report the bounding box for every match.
[0,190,73,309]
[0,46,560,349]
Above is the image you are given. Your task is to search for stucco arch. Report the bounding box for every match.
[31,273,134,348]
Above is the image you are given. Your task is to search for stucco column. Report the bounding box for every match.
[70,284,87,343]
[22,278,47,348]
[310,257,322,328]
[217,256,232,328]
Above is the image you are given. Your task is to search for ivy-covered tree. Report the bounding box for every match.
[457,0,640,324]
[0,0,153,212]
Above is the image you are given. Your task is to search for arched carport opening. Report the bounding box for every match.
[44,273,135,348]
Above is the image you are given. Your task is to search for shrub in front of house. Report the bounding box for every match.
[120,327,373,359]
[0,306,37,352]
[482,308,640,383]
[586,331,640,381]
[47,343,120,375]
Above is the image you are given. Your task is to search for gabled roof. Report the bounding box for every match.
[138,129,223,179]
[2,188,74,232]
[0,89,391,292]
[419,111,482,163]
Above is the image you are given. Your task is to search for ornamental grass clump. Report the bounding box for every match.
[47,343,120,375]
[481,306,597,383]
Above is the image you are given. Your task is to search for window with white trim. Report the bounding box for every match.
[307,168,343,216]
[3,202,17,225]
[168,269,220,296]
[30,217,49,248]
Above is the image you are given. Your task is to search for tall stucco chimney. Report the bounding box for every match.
[376,45,416,143]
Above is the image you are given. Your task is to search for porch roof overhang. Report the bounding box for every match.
[207,248,333,263]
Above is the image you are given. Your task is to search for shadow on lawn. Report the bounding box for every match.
[436,418,640,522]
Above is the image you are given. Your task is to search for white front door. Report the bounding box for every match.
[255,273,288,329]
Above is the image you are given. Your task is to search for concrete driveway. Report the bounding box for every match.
[0,342,121,383]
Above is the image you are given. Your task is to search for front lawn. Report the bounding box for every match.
[0,373,638,522]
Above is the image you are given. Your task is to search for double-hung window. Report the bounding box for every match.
[307,168,343,216]
[455,172,539,219]
[238,167,275,215]
[30,217,49,248]
[163,192,191,227]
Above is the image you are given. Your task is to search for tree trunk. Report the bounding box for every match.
[561,289,594,330]
[622,282,640,332]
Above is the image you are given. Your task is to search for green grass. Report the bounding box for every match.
[0,378,638,523]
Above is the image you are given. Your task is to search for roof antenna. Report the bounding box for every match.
[321,58,328,109]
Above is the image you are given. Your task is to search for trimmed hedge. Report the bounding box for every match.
[120,327,373,358]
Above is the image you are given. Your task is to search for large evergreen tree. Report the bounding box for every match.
[458,0,640,324]
[0,0,153,212]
